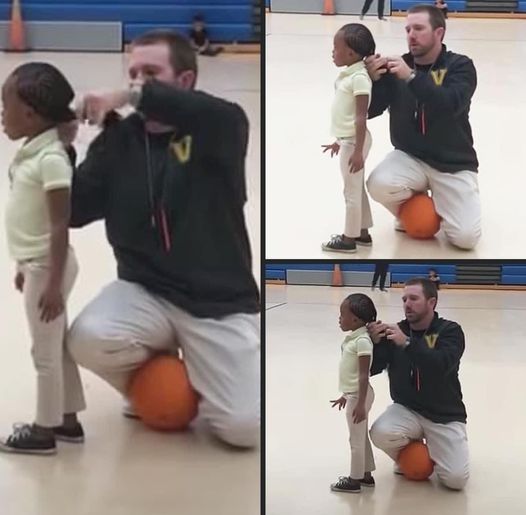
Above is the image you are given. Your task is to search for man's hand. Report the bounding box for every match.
[365,54,389,82]
[386,56,413,81]
[385,324,408,346]
[330,396,347,410]
[77,90,130,126]
[322,142,340,158]
[367,320,388,344]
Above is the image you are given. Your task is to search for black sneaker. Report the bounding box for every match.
[53,422,85,443]
[330,476,361,493]
[355,234,373,246]
[360,476,376,487]
[322,235,357,253]
[0,423,57,455]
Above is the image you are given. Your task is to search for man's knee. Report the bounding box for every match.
[213,412,260,449]
[366,168,392,203]
[436,468,469,490]
[370,419,392,450]
[444,225,481,250]
[68,316,98,367]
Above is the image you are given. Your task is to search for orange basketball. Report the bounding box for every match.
[399,194,441,239]
[128,355,199,431]
[398,441,435,481]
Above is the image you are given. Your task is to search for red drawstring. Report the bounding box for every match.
[416,368,421,391]
[421,107,426,135]
[159,207,171,252]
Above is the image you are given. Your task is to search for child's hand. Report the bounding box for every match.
[322,142,340,158]
[330,396,347,410]
[14,271,24,292]
[353,403,367,424]
[348,151,364,173]
[39,286,64,323]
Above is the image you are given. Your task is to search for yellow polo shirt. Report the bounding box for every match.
[339,326,373,394]
[5,128,72,261]
[331,60,372,138]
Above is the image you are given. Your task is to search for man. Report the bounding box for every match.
[365,5,480,250]
[65,30,260,448]
[367,278,469,490]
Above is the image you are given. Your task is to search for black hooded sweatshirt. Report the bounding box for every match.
[70,80,260,319]
[368,44,478,173]
[370,312,467,423]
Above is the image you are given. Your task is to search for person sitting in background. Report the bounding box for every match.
[435,0,448,18]
[428,268,441,289]
[190,14,224,56]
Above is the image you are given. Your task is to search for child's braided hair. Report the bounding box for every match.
[10,62,76,124]
[339,23,376,58]
[345,293,377,324]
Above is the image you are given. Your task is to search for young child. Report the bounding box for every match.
[322,24,376,254]
[428,268,441,289]
[435,0,448,18]
[0,62,86,455]
[330,293,377,493]
[189,14,224,56]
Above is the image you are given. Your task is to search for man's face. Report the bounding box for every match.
[128,43,177,87]
[402,284,436,324]
[405,12,443,58]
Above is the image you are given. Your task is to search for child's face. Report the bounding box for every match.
[193,21,204,31]
[332,31,359,67]
[339,301,363,331]
[1,76,34,140]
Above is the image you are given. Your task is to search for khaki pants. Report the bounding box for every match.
[19,249,86,427]
[338,131,373,238]
[366,149,481,250]
[68,280,260,448]
[345,384,375,479]
[370,403,469,490]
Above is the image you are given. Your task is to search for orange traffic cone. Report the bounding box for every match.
[322,0,335,15]
[332,264,343,287]
[8,0,27,52]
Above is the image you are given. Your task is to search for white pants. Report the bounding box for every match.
[345,384,375,479]
[370,403,469,490]
[19,249,86,427]
[366,150,481,250]
[338,131,373,238]
[68,280,260,448]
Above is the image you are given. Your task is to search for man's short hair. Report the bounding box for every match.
[131,29,197,83]
[405,277,438,302]
[408,4,446,31]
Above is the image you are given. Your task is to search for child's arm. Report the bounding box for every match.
[349,94,369,173]
[40,187,70,322]
[353,355,371,423]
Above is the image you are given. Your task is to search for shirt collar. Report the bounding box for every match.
[15,128,60,160]
[343,325,369,342]
[338,60,366,78]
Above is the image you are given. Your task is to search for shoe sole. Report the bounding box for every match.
[54,434,84,443]
[360,482,375,488]
[321,246,357,254]
[330,486,361,493]
[355,241,373,247]
[0,442,57,455]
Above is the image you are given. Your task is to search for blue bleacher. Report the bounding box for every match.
[501,265,526,285]
[391,0,465,10]
[0,1,255,43]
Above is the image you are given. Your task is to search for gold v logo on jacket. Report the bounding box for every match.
[430,69,447,86]
[170,135,192,164]
[425,334,439,349]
